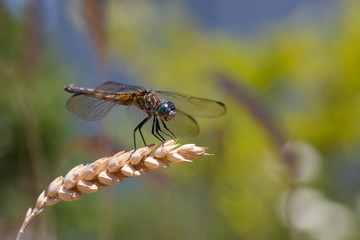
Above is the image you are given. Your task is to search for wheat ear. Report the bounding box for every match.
[17,140,211,240]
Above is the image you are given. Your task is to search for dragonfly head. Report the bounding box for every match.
[158,102,176,121]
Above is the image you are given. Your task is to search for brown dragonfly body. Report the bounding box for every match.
[65,85,163,116]
[64,81,226,150]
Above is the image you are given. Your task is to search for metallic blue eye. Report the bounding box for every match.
[159,102,175,112]
[159,102,176,121]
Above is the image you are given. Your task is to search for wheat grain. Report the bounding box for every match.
[16,140,211,240]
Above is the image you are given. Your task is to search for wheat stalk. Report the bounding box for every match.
[16,140,211,240]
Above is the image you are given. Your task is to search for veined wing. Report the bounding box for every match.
[165,110,199,137]
[156,91,226,118]
[65,81,145,121]
[126,105,199,137]
[95,81,146,93]
[66,94,116,121]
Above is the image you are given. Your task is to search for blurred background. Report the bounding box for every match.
[1,0,360,239]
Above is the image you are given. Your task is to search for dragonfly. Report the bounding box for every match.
[64,81,226,150]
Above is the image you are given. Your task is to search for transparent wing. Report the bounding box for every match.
[126,105,199,137]
[126,104,150,127]
[164,110,199,137]
[95,81,146,93]
[156,91,226,118]
[66,94,116,121]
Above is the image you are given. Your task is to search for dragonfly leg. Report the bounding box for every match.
[138,125,147,147]
[156,118,172,139]
[161,120,177,139]
[151,117,165,143]
[134,115,151,150]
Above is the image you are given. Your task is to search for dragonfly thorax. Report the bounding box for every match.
[158,101,176,121]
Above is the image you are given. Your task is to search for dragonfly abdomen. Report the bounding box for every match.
[64,85,96,94]
[64,85,134,105]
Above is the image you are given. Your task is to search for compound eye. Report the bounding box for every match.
[160,103,169,113]
[159,102,176,121]
[168,102,176,110]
